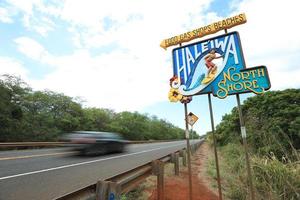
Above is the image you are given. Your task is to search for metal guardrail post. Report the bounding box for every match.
[96,180,121,200]
[179,150,183,157]
[96,180,109,200]
[174,153,179,176]
[170,153,179,175]
[152,160,165,200]
[179,150,183,164]
[171,153,175,163]
[108,182,121,200]
[190,146,193,155]
[181,149,187,166]
[193,144,197,153]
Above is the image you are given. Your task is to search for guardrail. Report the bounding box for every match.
[0,140,182,149]
[55,140,203,200]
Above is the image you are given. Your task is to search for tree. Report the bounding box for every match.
[22,90,84,140]
[0,74,188,142]
[109,112,150,140]
[215,89,300,160]
[81,108,115,131]
[0,75,31,141]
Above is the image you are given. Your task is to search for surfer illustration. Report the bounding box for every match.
[202,49,223,84]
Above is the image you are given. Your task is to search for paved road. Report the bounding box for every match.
[0,140,200,200]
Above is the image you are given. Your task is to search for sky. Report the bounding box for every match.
[0,0,299,135]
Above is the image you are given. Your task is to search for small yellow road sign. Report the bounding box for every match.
[187,112,198,126]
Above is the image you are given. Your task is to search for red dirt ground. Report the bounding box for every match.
[148,143,219,200]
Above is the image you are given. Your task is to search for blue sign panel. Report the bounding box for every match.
[172,31,270,98]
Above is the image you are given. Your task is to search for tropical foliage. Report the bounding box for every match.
[0,74,189,142]
[207,89,300,199]
[215,89,300,159]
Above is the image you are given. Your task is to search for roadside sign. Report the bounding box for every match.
[160,13,246,49]
[171,32,270,98]
[215,65,271,99]
[187,112,198,126]
[163,12,264,200]
[172,32,246,96]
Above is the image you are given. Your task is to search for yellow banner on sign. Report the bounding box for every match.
[160,13,247,50]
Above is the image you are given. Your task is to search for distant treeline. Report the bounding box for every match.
[207,89,300,199]
[0,74,194,142]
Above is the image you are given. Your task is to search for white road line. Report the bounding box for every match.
[0,142,185,181]
[0,152,74,161]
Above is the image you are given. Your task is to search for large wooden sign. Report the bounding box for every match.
[171,32,270,98]
[160,13,247,50]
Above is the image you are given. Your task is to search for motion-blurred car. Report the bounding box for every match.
[62,131,127,155]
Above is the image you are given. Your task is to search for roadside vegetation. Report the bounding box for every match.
[0,74,197,142]
[207,89,300,199]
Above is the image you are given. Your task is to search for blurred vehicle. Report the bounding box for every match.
[62,131,127,155]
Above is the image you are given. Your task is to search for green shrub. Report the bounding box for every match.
[252,156,300,200]
[208,143,300,200]
[208,89,300,199]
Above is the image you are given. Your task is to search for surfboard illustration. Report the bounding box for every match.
[178,50,225,96]
[201,67,218,84]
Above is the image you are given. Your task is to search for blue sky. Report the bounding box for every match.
[0,0,299,135]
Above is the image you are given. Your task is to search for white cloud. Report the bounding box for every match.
[11,0,213,111]
[0,7,14,23]
[29,49,171,111]
[14,37,50,62]
[0,57,29,78]
[23,15,55,36]
[5,0,59,36]
[226,0,300,90]
[59,0,212,48]
[3,0,300,113]
[5,0,38,14]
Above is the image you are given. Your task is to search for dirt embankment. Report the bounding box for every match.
[146,142,218,200]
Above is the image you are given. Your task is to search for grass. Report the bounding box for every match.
[121,160,186,199]
[121,184,148,200]
[207,143,300,200]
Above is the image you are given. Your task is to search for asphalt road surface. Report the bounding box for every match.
[0,140,200,200]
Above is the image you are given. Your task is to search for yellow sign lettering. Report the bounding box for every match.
[215,66,268,98]
[160,13,247,49]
